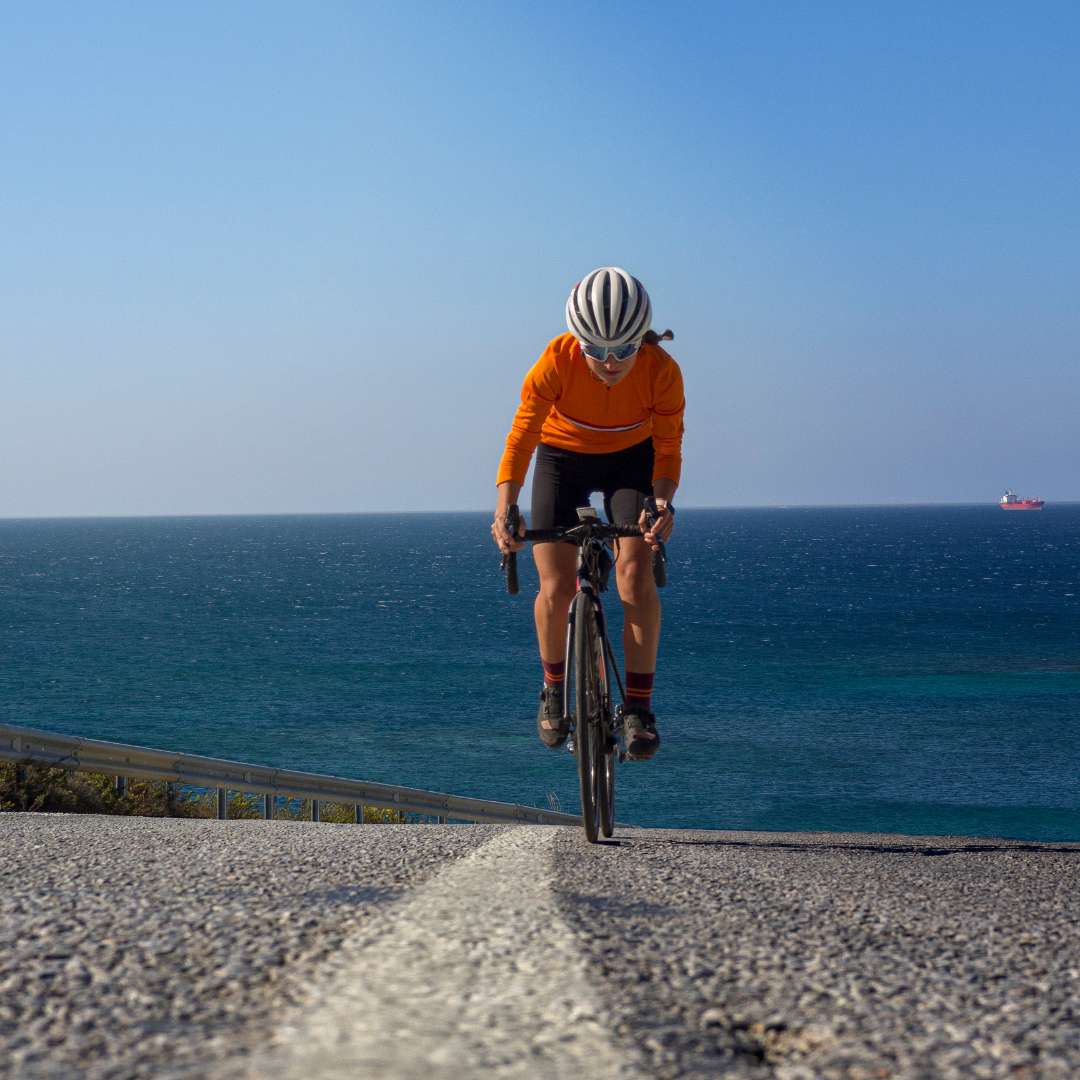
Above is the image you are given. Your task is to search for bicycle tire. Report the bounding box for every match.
[570,592,601,843]
[598,734,615,837]
[594,619,616,839]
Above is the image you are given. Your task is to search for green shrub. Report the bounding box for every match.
[1,763,407,824]
[1,762,113,814]
[0,762,204,817]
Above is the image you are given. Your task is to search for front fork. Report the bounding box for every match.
[563,586,617,754]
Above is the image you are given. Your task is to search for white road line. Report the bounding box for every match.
[248,827,643,1080]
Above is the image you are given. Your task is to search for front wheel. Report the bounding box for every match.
[570,592,604,843]
[597,728,615,838]
[596,652,616,839]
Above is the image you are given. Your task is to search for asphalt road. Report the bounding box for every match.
[1,815,1077,1079]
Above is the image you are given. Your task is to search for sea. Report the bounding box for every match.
[2,506,1078,841]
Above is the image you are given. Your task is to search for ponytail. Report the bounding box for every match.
[642,329,674,347]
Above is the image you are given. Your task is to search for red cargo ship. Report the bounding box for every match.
[1000,489,1044,510]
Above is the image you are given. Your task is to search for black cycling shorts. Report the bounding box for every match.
[531,439,654,531]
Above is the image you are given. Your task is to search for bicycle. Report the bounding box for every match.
[501,499,666,843]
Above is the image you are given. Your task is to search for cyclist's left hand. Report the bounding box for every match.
[640,502,674,551]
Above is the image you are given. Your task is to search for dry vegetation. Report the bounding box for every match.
[0,762,406,823]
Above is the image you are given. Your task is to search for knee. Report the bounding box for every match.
[538,574,576,611]
[616,557,656,606]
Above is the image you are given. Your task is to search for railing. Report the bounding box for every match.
[0,722,580,827]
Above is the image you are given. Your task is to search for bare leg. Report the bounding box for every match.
[615,536,661,673]
[532,542,578,731]
[615,537,661,753]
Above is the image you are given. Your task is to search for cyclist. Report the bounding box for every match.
[491,267,684,761]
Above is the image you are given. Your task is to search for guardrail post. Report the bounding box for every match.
[217,788,227,820]
[354,804,363,824]
[114,775,127,797]
[262,794,273,819]
[311,799,320,823]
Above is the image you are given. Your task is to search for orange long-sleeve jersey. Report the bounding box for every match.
[497,333,686,488]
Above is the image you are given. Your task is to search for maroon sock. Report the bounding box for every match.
[542,659,565,689]
[626,671,654,712]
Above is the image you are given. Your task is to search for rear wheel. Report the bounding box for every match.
[570,592,602,843]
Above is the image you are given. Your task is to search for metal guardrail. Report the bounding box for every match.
[0,722,581,827]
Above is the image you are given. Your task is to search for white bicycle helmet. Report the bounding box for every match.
[565,267,652,348]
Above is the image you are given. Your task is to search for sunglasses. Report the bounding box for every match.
[579,339,641,363]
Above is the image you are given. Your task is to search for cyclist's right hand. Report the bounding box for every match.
[492,505,526,554]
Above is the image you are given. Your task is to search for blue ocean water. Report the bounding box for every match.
[2,507,1078,841]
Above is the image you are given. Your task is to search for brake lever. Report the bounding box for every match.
[643,496,668,588]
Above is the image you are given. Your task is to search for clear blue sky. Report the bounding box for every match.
[3,2,1078,516]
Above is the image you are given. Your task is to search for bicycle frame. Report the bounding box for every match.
[562,531,626,725]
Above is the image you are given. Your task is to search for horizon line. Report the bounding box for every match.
[2,500,1078,523]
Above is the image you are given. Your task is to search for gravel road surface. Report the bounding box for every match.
[553,828,1080,1079]
[1,815,1077,1079]
[0,815,496,1079]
